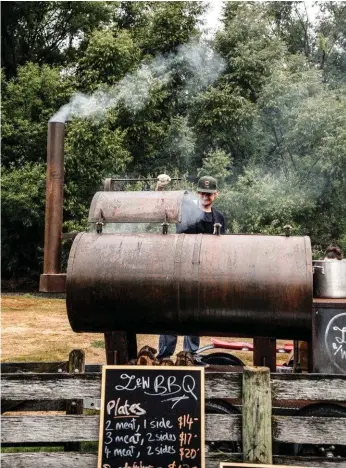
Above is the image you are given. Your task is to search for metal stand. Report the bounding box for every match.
[104,331,138,364]
[253,336,277,372]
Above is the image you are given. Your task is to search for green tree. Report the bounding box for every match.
[316,2,346,82]
[64,114,132,231]
[77,29,141,92]
[198,149,232,187]
[139,2,204,56]
[2,63,75,167]
[1,163,46,278]
[267,1,315,58]
[267,1,346,83]
[242,53,346,248]
[217,167,318,236]
[1,1,114,79]
[2,1,346,282]
[191,2,286,171]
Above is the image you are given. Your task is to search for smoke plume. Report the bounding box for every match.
[50,40,225,123]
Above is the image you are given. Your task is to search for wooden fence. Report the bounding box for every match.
[2,350,346,468]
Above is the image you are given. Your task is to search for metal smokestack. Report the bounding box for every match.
[39,122,66,292]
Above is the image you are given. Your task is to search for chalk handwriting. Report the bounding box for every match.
[101,369,203,468]
[324,312,346,373]
[114,374,197,402]
[117,463,154,468]
[333,326,346,344]
[107,398,146,417]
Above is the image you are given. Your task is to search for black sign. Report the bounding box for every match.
[313,309,346,374]
[98,366,205,468]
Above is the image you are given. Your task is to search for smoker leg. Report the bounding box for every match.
[307,339,313,373]
[104,332,138,365]
[293,340,301,373]
[126,331,138,361]
[294,340,309,373]
[253,336,276,372]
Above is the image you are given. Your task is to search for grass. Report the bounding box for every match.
[91,340,105,349]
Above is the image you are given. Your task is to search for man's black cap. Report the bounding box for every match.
[197,176,218,193]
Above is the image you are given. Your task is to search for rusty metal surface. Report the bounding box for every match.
[88,191,185,224]
[39,273,66,293]
[253,337,277,371]
[313,298,346,308]
[42,122,65,276]
[66,233,312,339]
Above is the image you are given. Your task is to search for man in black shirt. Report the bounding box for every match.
[157,175,226,360]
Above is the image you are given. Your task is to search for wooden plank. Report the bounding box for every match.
[2,400,66,413]
[1,362,101,374]
[205,371,242,399]
[1,371,242,400]
[1,452,98,468]
[1,442,66,448]
[206,414,241,441]
[1,414,241,444]
[65,350,85,452]
[1,453,345,468]
[273,415,346,444]
[242,366,272,464]
[2,371,344,402]
[0,362,68,373]
[1,374,102,400]
[85,364,102,373]
[1,415,100,443]
[0,452,243,468]
[271,373,346,401]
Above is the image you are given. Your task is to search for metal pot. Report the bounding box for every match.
[313,260,346,298]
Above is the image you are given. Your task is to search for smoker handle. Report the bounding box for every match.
[312,265,325,274]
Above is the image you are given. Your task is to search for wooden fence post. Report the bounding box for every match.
[242,366,272,464]
[65,349,85,452]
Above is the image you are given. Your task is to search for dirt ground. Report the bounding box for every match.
[1,295,291,365]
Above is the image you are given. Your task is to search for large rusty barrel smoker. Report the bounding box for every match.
[39,122,345,373]
[67,190,314,362]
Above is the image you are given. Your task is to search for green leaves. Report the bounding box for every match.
[1,1,115,78]
[1,163,46,275]
[198,149,232,186]
[2,62,75,167]
[77,29,140,91]
[2,1,346,280]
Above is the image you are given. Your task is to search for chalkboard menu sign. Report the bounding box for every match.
[98,366,205,468]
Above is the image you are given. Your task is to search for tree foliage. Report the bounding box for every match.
[1,1,114,78]
[1,163,46,276]
[2,1,346,281]
[2,62,75,168]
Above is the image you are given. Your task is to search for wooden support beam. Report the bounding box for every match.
[242,366,272,464]
[64,350,85,452]
[104,331,137,364]
[253,336,276,372]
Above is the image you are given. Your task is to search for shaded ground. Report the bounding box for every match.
[1,295,291,365]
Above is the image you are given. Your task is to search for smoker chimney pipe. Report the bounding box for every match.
[39,122,66,292]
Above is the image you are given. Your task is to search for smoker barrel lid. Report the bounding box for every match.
[88,191,187,224]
